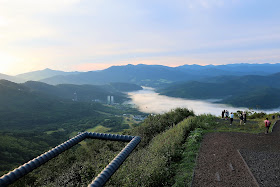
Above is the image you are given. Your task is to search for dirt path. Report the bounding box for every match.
[192,121,280,187]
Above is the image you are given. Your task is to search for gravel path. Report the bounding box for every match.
[192,120,280,187]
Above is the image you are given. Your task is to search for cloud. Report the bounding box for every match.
[0,0,280,75]
[0,0,81,14]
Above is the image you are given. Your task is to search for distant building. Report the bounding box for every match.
[93,99,101,103]
[133,115,146,121]
[107,95,114,105]
[107,96,111,104]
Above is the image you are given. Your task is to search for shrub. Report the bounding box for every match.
[109,114,215,186]
[132,108,194,147]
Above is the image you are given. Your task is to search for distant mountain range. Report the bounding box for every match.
[16,68,81,81]
[0,73,24,83]
[1,63,280,109]
[158,72,280,109]
[1,63,278,87]
[39,64,192,86]
[39,63,280,86]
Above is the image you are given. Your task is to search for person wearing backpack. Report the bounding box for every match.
[264,118,271,134]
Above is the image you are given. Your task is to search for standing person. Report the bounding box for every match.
[239,113,243,125]
[225,110,229,120]
[222,110,225,119]
[264,118,271,134]
[230,112,234,125]
[243,111,247,125]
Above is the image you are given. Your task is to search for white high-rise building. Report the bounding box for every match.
[107,96,111,104]
[110,96,114,104]
[107,95,114,105]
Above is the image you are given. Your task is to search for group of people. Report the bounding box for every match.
[221,110,246,126]
[221,110,235,125]
[222,110,274,134]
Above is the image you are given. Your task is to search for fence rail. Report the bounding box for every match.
[0,132,141,187]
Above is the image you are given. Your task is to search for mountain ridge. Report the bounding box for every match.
[16,68,81,81]
[39,63,280,86]
[2,63,280,86]
[158,72,280,109]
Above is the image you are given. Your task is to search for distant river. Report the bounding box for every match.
[125,87,280,116]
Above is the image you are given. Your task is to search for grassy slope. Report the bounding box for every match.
[7,108,279,187]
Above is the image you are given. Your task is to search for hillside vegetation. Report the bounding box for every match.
[0,80,143,175]
[159,72,280,109]
[0,80,141,130]
[23,81,142,103]
[5,107,279,186]
[10,108,200,186]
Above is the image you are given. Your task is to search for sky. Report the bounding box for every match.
[0,0,280,75]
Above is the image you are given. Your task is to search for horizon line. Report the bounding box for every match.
[2,62,280,76]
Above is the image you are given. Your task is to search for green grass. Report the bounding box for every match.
[209,117,279,134]
[122,115,141,128]
[69,131,79,138]
[86,125,111,133]
[173,128,204,187]
[45,128,65,135]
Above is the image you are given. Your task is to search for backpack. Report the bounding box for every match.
[265,120,271,127]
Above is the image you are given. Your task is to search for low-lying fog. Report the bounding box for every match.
[125,87,280,116]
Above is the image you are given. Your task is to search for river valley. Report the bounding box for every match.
[125,87,280,116]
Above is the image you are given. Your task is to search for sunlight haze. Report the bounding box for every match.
[0,0,280,75]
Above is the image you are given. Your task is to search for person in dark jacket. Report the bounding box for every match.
[243,111,247,125]
[225,110,229,120]
[239,113,243,125]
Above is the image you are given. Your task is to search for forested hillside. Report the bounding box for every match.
[23,81,142,103]
[159,72,280,109]
[0,80,143,175]
[10,108,209,186]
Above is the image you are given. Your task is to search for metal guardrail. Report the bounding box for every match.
[0,132,141,187]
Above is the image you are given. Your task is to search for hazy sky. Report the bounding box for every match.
[0,0,280,75]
